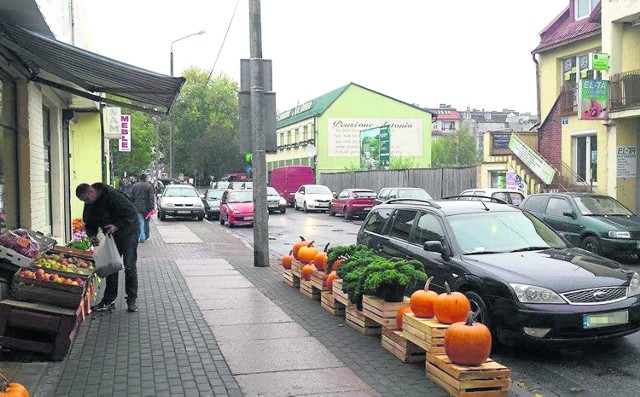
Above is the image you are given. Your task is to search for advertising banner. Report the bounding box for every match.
[104,107,121,139]
[328,118,422,157]
[359,126,391,170]
[508,134,555,184]
[118,115,131,152]
[617,146,637,178]
[578,79,608,120]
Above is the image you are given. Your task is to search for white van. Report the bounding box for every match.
[459,188,525,206]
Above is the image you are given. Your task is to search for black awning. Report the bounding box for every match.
[0,21,185,113]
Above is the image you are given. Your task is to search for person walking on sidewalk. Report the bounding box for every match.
[131,173,155,243]
[76,182,140,313]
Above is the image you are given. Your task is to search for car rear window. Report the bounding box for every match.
[363,208,393,234]
[389,210,418,241]
[353,190,376,198]
[521,195,549,212]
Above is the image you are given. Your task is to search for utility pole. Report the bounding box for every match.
[249,0,269,267]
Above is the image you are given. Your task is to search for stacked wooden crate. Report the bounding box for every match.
[426,354,510,396]
[402,313,448,355]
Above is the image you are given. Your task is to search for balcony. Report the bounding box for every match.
[560,83,577,116]
[610,70,640,113]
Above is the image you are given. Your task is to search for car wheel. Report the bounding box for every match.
[268,209,274,214]
[280,207,286,214]
[294,201,299,211]
[228,221,235,228]
[465,291,492,332]
[159,211,166,221]
[206,213,212,221]
[197,215,204,221]
[343,207,352,220]
[303,202,309,213]
[329,209,335,217]
[581,236,602,255]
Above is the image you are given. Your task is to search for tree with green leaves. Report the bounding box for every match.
[109,110,157,183]
[431,126,479,168]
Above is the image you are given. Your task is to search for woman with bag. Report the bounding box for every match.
[76,182,140,313]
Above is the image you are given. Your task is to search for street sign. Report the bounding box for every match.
[245,165,252,174]
[104,107,121,139]
[592,53,609,71]
[245,153,252,163]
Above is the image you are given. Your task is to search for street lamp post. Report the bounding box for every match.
[169,30,206,178]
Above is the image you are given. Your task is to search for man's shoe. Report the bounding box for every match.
[92,301,115,312]
[127,300,138,313]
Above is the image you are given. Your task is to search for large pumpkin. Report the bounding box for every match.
[396,305,412,330]
[410,276,438,318]
[444,312,492,366]
[292,236,307,259]
[301,264,316,281]
[433,281,470,324]
[298,242,318,264]
[313,243,330,271]
[281,250,294,270]
[326,271,338,290]
[0,373,29,397]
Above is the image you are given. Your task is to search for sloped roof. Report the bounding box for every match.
[533,3,601,53]
[428,108,461,120]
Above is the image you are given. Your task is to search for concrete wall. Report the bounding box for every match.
[69,112,102,219]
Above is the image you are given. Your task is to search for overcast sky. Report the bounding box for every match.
[80,0,566,115]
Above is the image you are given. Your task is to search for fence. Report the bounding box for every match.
[319,167,478,199]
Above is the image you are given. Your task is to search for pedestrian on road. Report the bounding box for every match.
[76,182,140,313]
[131,173,155,243]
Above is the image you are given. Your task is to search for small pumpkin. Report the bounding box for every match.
[396,305,412,330]
[0,373,29,397]
[292,236,307,259]
[326,271,339,290]
[313,243,330,271]
[301,264,316,281]
[297,242,318,264]
[281,250,294,269]
[410,276,438,318]
[433,281,471,324]
[331,257,345,273]
[444,312,492,366]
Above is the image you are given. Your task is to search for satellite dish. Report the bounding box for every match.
[305,144,317,158]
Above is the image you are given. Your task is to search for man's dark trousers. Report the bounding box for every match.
[102,228,138,303]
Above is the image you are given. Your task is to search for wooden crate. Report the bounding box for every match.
[345,305,381,335]
[311,270,330,293]
[362,295,410,330]
[381,328,426,363]
[402,313,448,354]
[321,291,345,316]
[10,271,87,309]
[332,279,349,306]
[426,354,510,397]
[291,261,303,279]
[300,278,320,300]
[282,269,299,288]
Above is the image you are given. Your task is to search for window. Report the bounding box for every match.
[287,130,292,145]
[0,72,17,233]
[411,212,445,245]
[508,192,525,206]
[295,128,300,143]
[521,195,549,213]
[338,190,350,199]
[43,106,53,235]
[575,135,597,184]
[378,189,389,200]
[546,197,572,216]
[303,125,308,141]
[388,189,398,199]
[389,210,417,241]
[492,192,509,203]
[490,171,506,189]
[576,0,598,20]
[363,208,393,234]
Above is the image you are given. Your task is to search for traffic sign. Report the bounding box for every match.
[245,153,252,163]
[245,165,252,173]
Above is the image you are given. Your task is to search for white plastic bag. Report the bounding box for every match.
[92,235,124,278]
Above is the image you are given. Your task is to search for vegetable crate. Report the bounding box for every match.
[332,279,349,306]
[402,313,448,354]
[362,295,410,330]
[299,278,320,300]
[345,305,381,335]
[381,328,426,363]
[51,245,94,260]
[311,269,330,293]
[426,354,510,397]
[0,299,84,361]
[321,291,345,316]
[282,269,299,288]
[9,271,87,309]
[290,261,303,284]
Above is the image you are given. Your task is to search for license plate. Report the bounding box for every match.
[583,310,629,329]
[177,210,191,214]
[363,207,372,211]
[268,204,278,208]
[245,216,254,220]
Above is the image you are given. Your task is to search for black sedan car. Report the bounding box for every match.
[357,198,640,343]
[202,189,225,220]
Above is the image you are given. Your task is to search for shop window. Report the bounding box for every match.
[490,171,507,188]
[575,135,597,184]
[0,73,17,234]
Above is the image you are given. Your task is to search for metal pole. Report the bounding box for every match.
[249,0,269,267]
[169,50,175,179]
[154,117,160,182]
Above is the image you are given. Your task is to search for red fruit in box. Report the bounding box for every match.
[49,274,56,281]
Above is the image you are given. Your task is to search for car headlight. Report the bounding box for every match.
[628,272,640,297]
[233,209,242,214]
[608,231,631,239]
[194,202,203,208]
[164,202,174,207]
[279,197,286,205]
[510,283,565,304]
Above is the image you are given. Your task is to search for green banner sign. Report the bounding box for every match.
[360,126,391,170]
[592,53,609,71]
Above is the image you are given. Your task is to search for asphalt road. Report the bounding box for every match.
[209,209,640,397]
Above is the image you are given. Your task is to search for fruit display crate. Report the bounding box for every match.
[50,245,94,260]
[34,251,95,277]
[310,270,330,293]
[381,328,426,363]
[332,279,349,306]
[282,269,299,288]
[402,313,448,354]
[345,304,382,335]
[299,278,320,300]
[362,295,410,330]
[426,354,510,397]
[9,270,88,309]
[321,291,345,316]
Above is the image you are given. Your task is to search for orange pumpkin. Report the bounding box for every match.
[313,243,330,271]
[444,312,492,366]
[297,242,318,264]
[292,236,307,259]
[331,258,344,273]
[281,250,294,269]
[301,264,316,281]
[433,281,471,324]
[410,276,438,318]
[396,305,412,330]
[0,373,29,397]
[326,271,339,290]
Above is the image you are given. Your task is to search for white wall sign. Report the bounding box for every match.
[617,146,637,178]
[104,107,121,139]
[118,115,131,152]
[328,118,423,157]
[508,134,555,184]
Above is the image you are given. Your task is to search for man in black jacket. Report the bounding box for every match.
[130,174,155,243]
[76,182,140,313]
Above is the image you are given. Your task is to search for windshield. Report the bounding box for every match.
[164,187,199,198]
[216,182,230,189]
[306,185,332,195]
[353,190,376,198]
[574,195,634,216]
[398,189,432,200]
[228,191,253,203]
[206,190,224,200]
[267,187,280,196]
[448,211,567,254]
[244,182,253,189]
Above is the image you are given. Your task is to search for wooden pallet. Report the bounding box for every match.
[362,295,410,330]
[300,278,320,300]
[345,305,382,335]
[402,313,448,354]
[282,269,300,288]
[311,270,330,293]
[332,279,349,306]
[291,261,303,279]
[426,354,510,397]
[321,291,345,316]
[381,328,426,363]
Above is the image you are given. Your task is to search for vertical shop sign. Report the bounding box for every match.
[104,107,121,139]
[578,79,608,120]
[119,115,131,152]
[617,146,637,178]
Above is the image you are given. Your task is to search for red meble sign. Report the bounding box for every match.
[119,114,131,152]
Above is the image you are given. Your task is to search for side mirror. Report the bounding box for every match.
[563,210,577,219]
[333,192,337,198]
[200,194,205,199]
[423,241,450,260]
